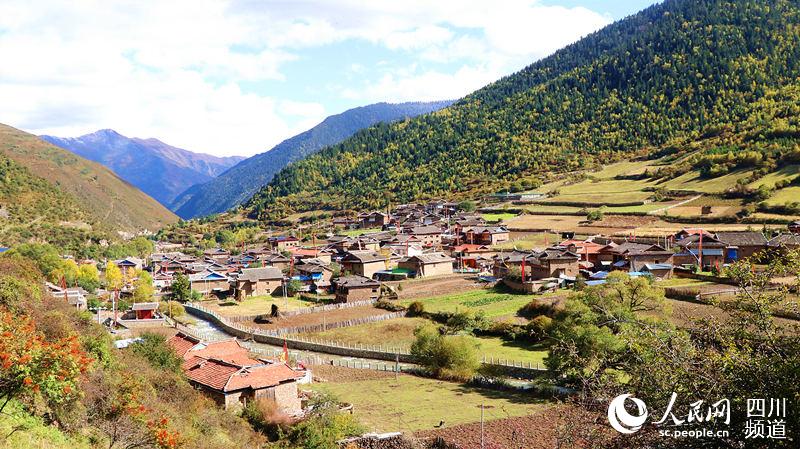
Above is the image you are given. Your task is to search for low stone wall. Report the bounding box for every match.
[673,269,739,286]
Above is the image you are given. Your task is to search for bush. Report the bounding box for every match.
[526,315,554,340]
[129,333,183,374]
[518,299,557,319]
[375,299,403,312]
[444,310,489,334]
[241,398,292,441]
[158,301,185,318]
[411,324,480,381]
[406,301,425,317]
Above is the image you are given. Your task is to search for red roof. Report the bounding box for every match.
[184,357,301,392]
[167,333,200,358]
[451,244,492,253]
[184,357,241,391]
[560,239,604,255]
[290,248,324,257]
[225,363,302,391]
[189,339,262,366]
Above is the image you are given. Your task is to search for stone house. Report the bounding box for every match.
[397,253,454,277]
[189,271,231,295]
[340,250,388,279]
[714,231,767,261]
[268,236,300,251]
[408,225,443,247]
[332,275,381,303]
[233,267,283,299]
[462,226,510,246]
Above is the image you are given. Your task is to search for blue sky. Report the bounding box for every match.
[0,0,659,156]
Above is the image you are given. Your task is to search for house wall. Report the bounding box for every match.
[191,279,230,294]
[239,279,282,298]
[256,382,301,414]
[413,233,441,247]
[336,285,379,303]
[547,260,579,278]
[345,260,385,279]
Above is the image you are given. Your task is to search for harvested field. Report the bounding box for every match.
[389,275,484,300]
[246,305,395,331]
[415,404,611,449]
[308,364,395,382]
[201,296,316,317]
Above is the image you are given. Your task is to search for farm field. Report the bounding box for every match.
[340,227,382,236]
[391,275,484,300]
[749,165,800,188]
[399,288,550,319]
[496,232,562,250]
[200,296,317,317]
[250,305,394,331]
[300,316,549,364]
[660,169,751,193]
[480,212,517,222]
[764,186,800,206]
[308,372,546,433]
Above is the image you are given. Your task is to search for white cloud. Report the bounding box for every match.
[0,0,615,156]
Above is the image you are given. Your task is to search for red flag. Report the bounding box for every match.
[520,257,526,282]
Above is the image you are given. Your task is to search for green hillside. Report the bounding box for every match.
[0,124,178,243]
[245,0,800,219]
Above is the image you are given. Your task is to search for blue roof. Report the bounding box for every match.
[644,263,673,271]
[586,280,607,286]
[0,247,8,253]
[292,273,322,281]
[590,271,609,279]
[628,271,650,277]
[689,249,724,256]
[613,260,628,267]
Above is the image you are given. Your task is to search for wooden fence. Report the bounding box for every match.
[226,299,377,323]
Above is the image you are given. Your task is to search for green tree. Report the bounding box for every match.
[129,333,182,374]
[410,323,480,381]
[132,271,154,303]
[170,273,191,302]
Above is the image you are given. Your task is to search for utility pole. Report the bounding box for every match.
[480,403,485,449]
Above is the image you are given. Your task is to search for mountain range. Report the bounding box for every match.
[41,130,244,207]
[0,123,177,248]
[244,0,800,219]
[169,100,453,219]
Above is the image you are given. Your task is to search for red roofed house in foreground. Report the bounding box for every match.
[167,333,304,412]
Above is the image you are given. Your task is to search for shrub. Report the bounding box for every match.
[129,333,182,374]
[445,309,489,334]
[241,398,292,440]
[375,299,403,312]
[406,301,425,317]
[158,301,185,318]
[411,324,480,381]
[518,299,557,319]
[526,315,554,340]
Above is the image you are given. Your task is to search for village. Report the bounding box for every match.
[35,198,800,446]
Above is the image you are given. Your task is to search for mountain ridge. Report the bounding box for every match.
[170,100,453,219]
[244,0,800,218]
[0,123,178,244]
[41,130,243,206]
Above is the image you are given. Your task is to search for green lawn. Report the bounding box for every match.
[400,289,539,319]
[309,375,546,433]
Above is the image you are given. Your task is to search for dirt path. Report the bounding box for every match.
[648,194,703,215]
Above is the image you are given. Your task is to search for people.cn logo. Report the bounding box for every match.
[608,394,649,434]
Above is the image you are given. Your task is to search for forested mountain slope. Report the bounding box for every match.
[245,0,800,219]
[42,129,243,206]
[0,124,178,242]
[170,100,452,219]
